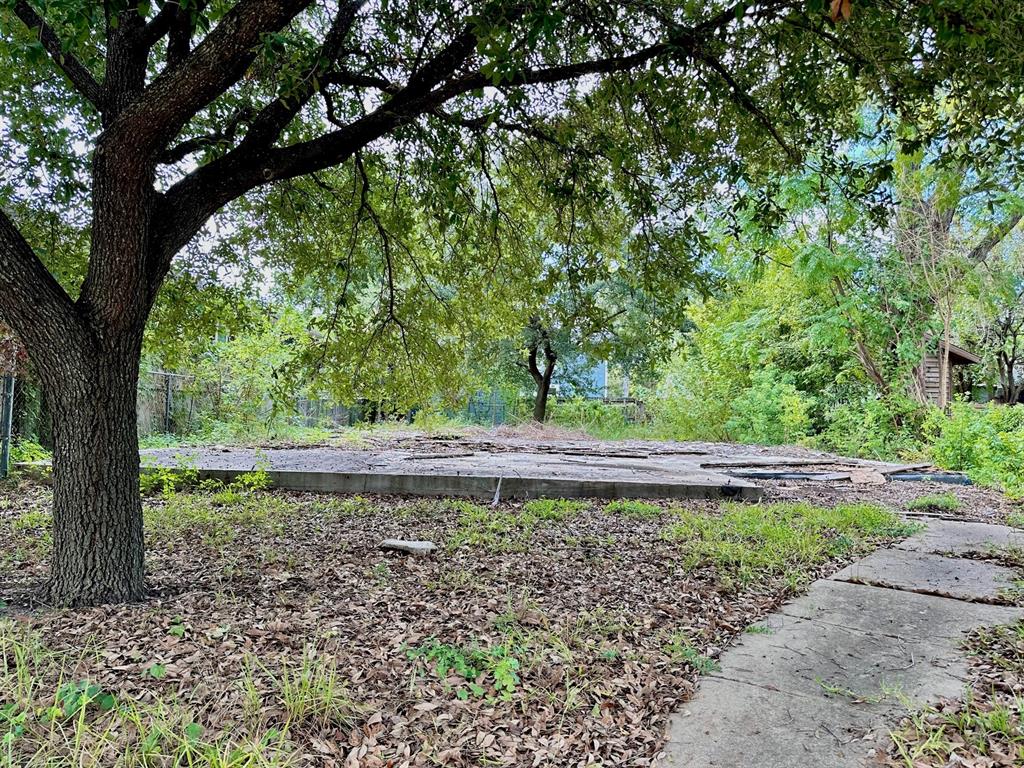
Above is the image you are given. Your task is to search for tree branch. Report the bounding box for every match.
[0,208,93,370]
[967,209,1024,263]
[105,0,315,160]
[12,0,104,111]
[141,2,181,47]
[153,18,742,281]
[689,45,797,161]
[159,105,257,164]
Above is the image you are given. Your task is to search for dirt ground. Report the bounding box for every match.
[0,437,1019,767]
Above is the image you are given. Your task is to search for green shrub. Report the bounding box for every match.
[548,398,631,436]
[924,403,1024,497]
[724,368,814,445]
[818,396,924,460]
[648,359,734,441]
[9,440,49,465]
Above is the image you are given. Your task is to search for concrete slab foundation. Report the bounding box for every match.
[141,445,763,500]
[140,437,930,502]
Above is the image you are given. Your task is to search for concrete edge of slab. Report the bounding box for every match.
[141,465,763,501]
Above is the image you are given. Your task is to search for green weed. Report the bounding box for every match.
[407,638,522,699]
[661,502,916,589]
[521,498,588,521]
[663,633,720,675]
[369,561,391,586]
[906,493,960,513]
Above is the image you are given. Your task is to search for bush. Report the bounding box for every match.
[923,403,1024,497]
[724,368,814,445]
[548,398,632,436]
[9,439,49,465]
[818,395,924,460]
[648,351,735,441]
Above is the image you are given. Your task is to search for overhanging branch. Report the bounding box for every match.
[12,0,104,111]
[691,46,798,161]
[152,14,747,281]
[0,207,92,367]
[967,209,1024,263]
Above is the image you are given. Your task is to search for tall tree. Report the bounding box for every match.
[0,0,1022,605]
[964,237,1024,404]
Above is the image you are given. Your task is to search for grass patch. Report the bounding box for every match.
[0,619,300,767]
[145,490,297,549]
[906,493,961,513]
[447,498,588,552]
[254,647,363,732]
[661,502,918,590]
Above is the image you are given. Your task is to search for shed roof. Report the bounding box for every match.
[939,340,982,365]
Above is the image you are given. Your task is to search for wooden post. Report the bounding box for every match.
[0,375,14,479]
[163,373,172,434]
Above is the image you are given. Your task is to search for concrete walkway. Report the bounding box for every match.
[661,519,1024,767]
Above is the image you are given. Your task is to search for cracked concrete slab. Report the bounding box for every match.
[830,548,1019,603]
[896,518,1024,556]
[663,677,887,768]
[777,579,1023,640]
[141,445,765,500]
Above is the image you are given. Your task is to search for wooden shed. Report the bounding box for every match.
[920,340,981,407]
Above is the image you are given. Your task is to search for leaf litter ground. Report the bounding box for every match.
[0,476,1009,767]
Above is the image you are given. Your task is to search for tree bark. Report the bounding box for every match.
[528,338,557,423]
[532,366,554,422]
[42,342,145,606]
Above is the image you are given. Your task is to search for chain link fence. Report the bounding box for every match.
[8,371,646,447]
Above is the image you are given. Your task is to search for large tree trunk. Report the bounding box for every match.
[43,338,145,606]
